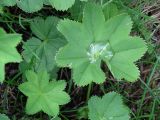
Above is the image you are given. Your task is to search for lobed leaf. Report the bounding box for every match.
[0,28,22,82]
[56,3,147,86]
[22,16,66,72]
[19,70,70,116]
[88,92,130,120]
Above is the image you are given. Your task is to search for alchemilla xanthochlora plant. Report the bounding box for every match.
[0,1,148,119]
[56,3,147,86]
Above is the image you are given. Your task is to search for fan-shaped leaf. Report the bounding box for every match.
[19,70,70,116]
[22,17,66,72]
[88,92,130,120]
[56,3,147,86]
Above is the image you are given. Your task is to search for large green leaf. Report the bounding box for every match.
[88,92,130,120]
[22,17,66,72]
[19,70,70,116]
[0,28,22,82]
[56,3,147,86]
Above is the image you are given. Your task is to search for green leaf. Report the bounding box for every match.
[0,0,16,6]
[0,6,3,14]
[70,0,85,21]
[49,0,75,11]
[49,0,88,11]
[43,0,50,5]
[53,116,61,120]
[1,0,87,12]
[102,2,121,20]
[1,0,43,13]
[73,60,105,86]
[22,17,66,72]
[88,92,130,120]
[0,28,22,82]
[19,70,70,116]
[0,114,10,120]
[56,3,147,86]
[83,3,105,42]
[70,0,121,21]
[17,0,44,13]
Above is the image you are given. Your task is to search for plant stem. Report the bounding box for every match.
[60,113,69,120]
[86,83,92,102]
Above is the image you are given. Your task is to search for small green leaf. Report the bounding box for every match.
[102,2,122,20]
[88,92,130,120]
[49,0,75,11]
[70,0,121,21]
[0,28,22,82]
[17,0,44,13]
[53,116,61,120]
[0,6,3,14]
[0,0,16,6]
[0,114,10,120]
[70,0,85,21]
[43,0,50,5]
[49,0,88,11]
[22,17,66,72]
[19,70,70,116]
[1,0,43,13]
[1,0,87,12]
[56,3,147,86]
